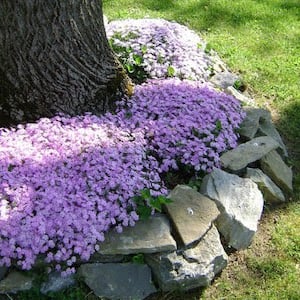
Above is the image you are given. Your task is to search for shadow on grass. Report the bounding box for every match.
[277,101,300,164]
[135,0,298,31]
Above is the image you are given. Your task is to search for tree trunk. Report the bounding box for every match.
[0,0,132,125]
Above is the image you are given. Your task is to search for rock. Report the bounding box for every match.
[0,267,7,281]
[261,150,293,194]
[220,136,279,171]
[98,214,176,255]
[40,272,75,295]
[145,225,228,291]
[245,168,285,203]
[79,263,156,300]
[239,108,272,140]
[89,253,124,263]
[210,71,239,89]
[208,50,227,73]
[0,271,33,294]
[226,86,256,106]
[165,185,220,246]
[257,118,288,156]
[201,168,264,249]
[239,108,288,156]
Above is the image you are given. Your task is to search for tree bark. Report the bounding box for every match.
[0,0,132,125]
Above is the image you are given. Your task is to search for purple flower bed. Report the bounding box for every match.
[112,79,245,173]
[0,115,166,275]
[0,80,244,275]
[107,19,212,82]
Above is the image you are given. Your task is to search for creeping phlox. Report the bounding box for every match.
[1,17,246,274]
[113,79,245,173]
[0,114,166,276]
[107,18,212,82]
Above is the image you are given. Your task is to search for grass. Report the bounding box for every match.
[102,0,300,299]
[3,1,299,299]
[201,202,300,300]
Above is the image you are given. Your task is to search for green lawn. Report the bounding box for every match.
[103,0,300,299]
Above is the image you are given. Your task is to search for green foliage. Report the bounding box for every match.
[167,65,175,77]
[131,253,145,264]
[109,34,148,83]
[187,176,203,191]
[132,189,173,220]
[233,79,245,91]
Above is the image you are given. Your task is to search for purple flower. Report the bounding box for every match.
[107,19,212,83]
[0,21,245,274]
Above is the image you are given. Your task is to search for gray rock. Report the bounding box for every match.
[210,71,239,89]
[245,168,286,203]
[208,50,228,73]
[165,185,220,246]
[40,272,75,295]
[145,225,228,291]
[239,108,288,156]
[89,253,124,263]
[0,267,7,281]
[98,214,176,255]
[201,169,264,249]
[220,136,279,171]
[79,263,157,300]
[258,118,288,156]
[239,108,272,140]
[0,271,33,294]
[261,150,293,194]
[226,86,256,106]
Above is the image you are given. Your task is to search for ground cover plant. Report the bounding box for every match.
[0,78,245,276]
[107,19,211,83]
[103,0,300,299]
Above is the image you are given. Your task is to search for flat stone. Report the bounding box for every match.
[209,50,228,73]
[98,214,176,255]
[89,253,124,263]
[79,263,156,300]
[165,185,220,246]
[0,271,33,294]
[258,118,288,157]
[210,71,239,89]
[239,108,272,140]
[40,272,75,294]
[245,168,285,203]
[220,136,279,171]
[145,225,228,291]
[226,86,256,106]
[261,150,293,194]
[239,108,288,156]
[201,168,264,249]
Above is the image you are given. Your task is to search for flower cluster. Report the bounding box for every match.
[106,18,212,82]
[0,16,246,274]
[0,79,244,274]
[114,79,245,173]
[0,115,166,274]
